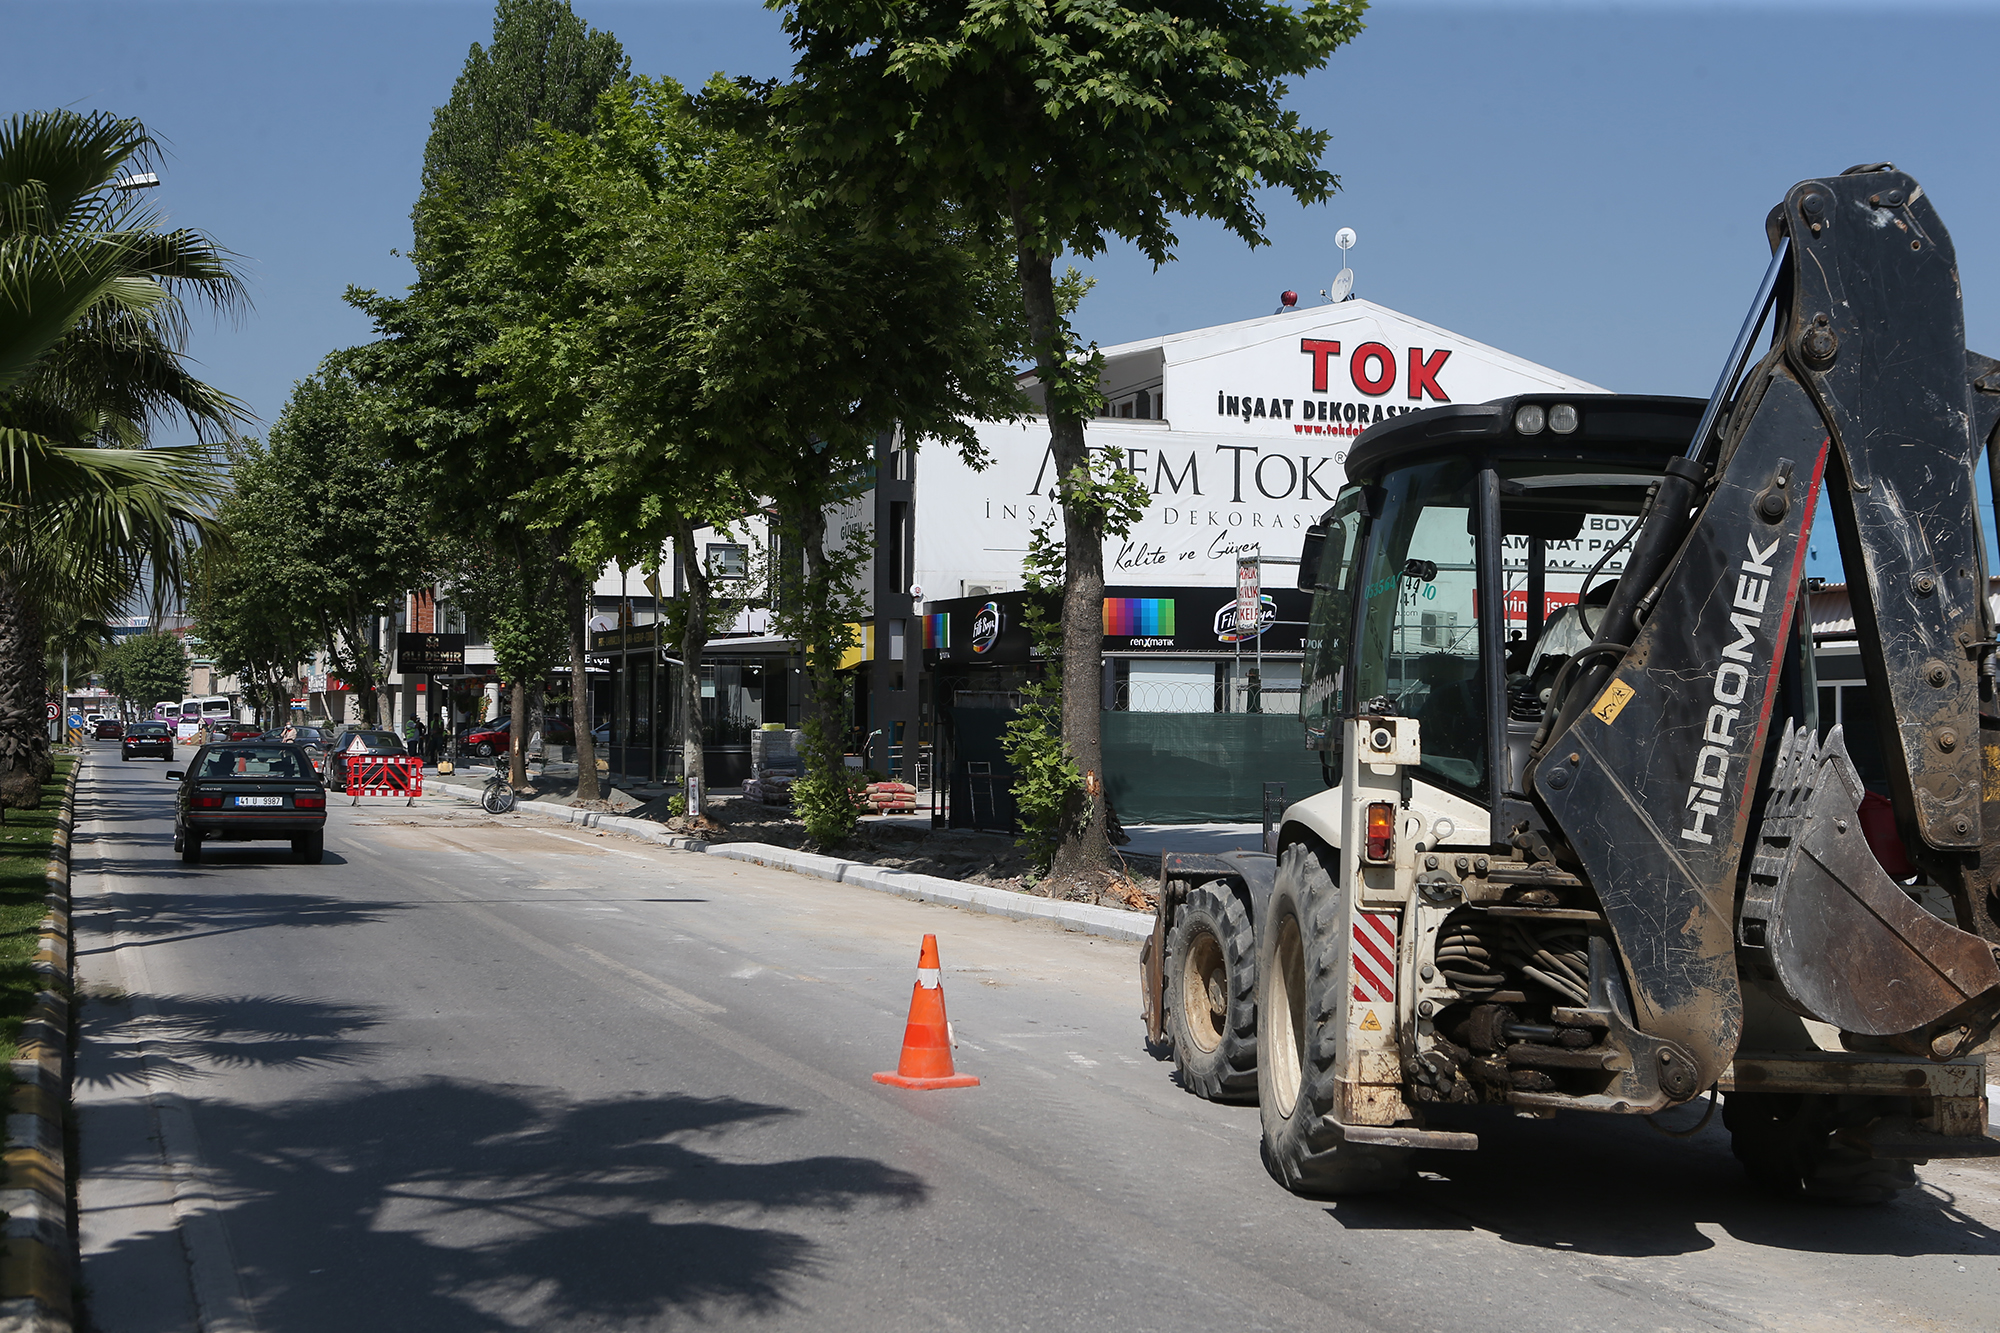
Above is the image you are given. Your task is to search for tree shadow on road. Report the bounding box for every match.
[83,1076,927,1332]
[1320,1102,2000,1262]
[78,991,389,1088]
[76,890,407,956]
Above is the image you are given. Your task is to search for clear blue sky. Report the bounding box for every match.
[8,0,2000,579]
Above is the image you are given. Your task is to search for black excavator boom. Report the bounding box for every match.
[1530,164,2000,1093]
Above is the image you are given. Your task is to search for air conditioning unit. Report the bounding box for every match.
[963,582,998,598]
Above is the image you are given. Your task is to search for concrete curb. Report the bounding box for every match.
[426,775,1154,943]
[0,758,79,1332]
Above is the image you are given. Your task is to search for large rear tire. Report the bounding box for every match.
[1164,880,1259,1102]
[293,831,324,864]
[180,831,200,865]
[1257,837,1410,1196]
[1723,1091,1918,1204]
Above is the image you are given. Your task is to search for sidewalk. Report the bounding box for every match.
[413,766,1157,943]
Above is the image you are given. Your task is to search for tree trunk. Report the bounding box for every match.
[671,515,710,815]
[0,572,50,811]
[561,562,600,802]
[794,501,833,740]
[334,614,381,726]
[509,677,529,788]
[1015,247,1112,879]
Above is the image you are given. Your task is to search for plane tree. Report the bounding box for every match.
[774,0,1367,876]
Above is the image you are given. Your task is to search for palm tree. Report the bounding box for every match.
[0,110,248,806]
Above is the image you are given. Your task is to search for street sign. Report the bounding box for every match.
[1236,558,1261,639]
[45,703,57,720]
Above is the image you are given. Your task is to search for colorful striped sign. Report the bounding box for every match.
[1350,911,1399,1005]
[1102,597,1176,637]
[923,613,950,650]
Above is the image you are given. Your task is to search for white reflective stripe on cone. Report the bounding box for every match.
[917,968,941,990]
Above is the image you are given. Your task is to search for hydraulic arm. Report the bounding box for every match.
[1529,164,2000,1094]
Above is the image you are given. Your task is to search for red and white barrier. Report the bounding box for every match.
[346,754,424,804]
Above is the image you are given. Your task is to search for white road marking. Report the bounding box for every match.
[569,944,726,1014]
[526,826,663,862]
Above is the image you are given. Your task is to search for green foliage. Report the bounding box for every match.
[1001,449,1146,867]
[776,0,1364,873]
[774,0,1366,265]
[99,631,187,711]
[0,108,243,799]
[767,516,872,849]
[418,0,628,225]
[219,361,433,722]
[0,759,75,1055]
[665,793,686,818]
[1001,514,1079,868]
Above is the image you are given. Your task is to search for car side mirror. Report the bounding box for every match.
[166,771,184,780]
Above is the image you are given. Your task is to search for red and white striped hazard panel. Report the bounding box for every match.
[1350,911,1399,1005]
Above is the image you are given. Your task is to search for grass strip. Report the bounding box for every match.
[0,756,74,1062]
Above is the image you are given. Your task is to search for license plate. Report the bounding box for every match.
[234,796,282,807]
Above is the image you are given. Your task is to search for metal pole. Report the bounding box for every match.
[1686,235,1790,463]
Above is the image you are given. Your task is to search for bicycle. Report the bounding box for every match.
[481,751,517,814]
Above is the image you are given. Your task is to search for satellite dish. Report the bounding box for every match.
[1335,227,1357,251]
[1327,267,1354,303]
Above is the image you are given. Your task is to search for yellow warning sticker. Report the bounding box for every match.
[1591,679,1636,726]
[1357,1009,1381,1032]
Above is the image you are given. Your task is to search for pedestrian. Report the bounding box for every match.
[412,717,429,765]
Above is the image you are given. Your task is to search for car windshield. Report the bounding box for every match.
[129,724,169,736]
[194,747,312,780]
[342,732,403,752]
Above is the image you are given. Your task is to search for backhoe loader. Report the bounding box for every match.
[1141,164,2000,1201]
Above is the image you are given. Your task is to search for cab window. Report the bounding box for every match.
[1300,487,1368,762]
[1353,457,1485,797]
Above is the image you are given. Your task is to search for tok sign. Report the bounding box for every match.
[1236,558,1261,639]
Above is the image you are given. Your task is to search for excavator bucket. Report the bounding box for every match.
[1742,725,2000,1041]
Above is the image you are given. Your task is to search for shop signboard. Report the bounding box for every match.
[917,297,1602,595]
[1235,558,1261,640]
[924,584,1311,665]
[590,623,661,653]
[397,632,466,676]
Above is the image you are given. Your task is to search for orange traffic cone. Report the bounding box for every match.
[873,934,980,1090]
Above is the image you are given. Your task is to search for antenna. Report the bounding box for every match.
[1322,227,1357,303]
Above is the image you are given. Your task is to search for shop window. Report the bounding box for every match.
[706,543,748,581]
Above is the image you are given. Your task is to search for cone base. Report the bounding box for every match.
[873,1071,981,1090]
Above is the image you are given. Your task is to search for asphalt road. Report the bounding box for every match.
[72,742,2000,1332]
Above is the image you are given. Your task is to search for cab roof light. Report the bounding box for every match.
[1548,403,1580,434]
[1513,404,1546,435]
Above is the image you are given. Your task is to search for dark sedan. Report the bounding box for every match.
[94,718,123,740]
[325,729,407,790]
[170,744,328,864]
[122,721,173,760]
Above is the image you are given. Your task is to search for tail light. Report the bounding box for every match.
[1364,802,1395,862]
[193,795,224,809]
[294,796,326,809]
